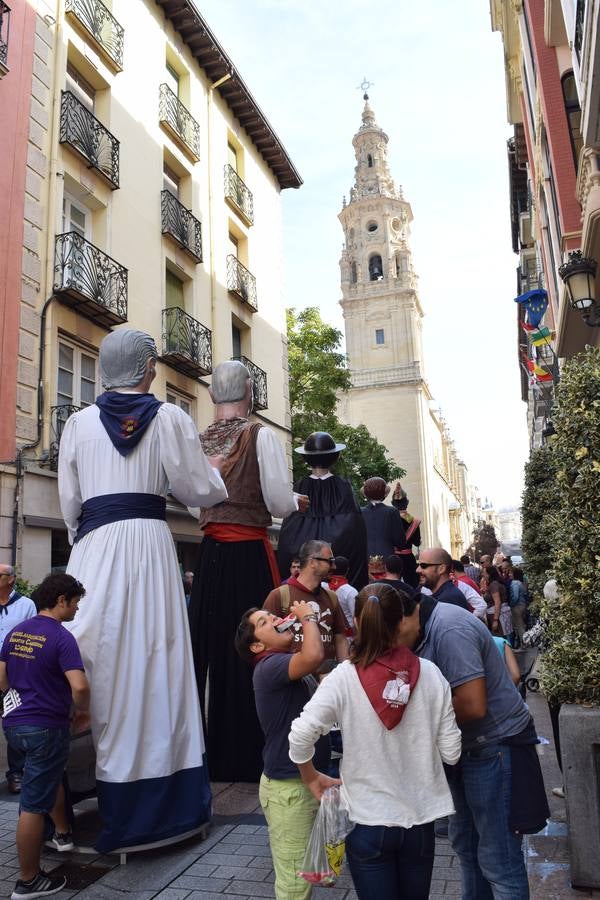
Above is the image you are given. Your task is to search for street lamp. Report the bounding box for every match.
[558,250,600,326]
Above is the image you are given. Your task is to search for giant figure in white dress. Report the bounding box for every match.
[58,329,227,852]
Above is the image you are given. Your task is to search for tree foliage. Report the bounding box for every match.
[287,307,405,493]
[538,346,600,705]
[520,446,560,601]
[472,521,499,561]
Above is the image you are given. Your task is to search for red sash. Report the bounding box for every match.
[328,575,347,591]
[356,647,420,730]
[204,523,280,587]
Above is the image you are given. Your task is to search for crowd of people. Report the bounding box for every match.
[0,329,546,900]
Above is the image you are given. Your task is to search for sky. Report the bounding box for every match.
[199,0,530,509]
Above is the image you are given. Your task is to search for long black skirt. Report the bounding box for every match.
[188,536,274,783]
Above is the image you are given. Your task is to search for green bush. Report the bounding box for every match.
[540,346,600,704]
[521,445,561,600]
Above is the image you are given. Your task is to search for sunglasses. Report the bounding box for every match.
[312,556,335,565]
[417,562,442,569]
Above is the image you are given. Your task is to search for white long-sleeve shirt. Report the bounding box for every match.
[255,427,298,519]
[289,658,461,828]
[455,579,488,620]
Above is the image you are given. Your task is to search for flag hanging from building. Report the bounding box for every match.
[515,289,549,328]
[530,326,554,346]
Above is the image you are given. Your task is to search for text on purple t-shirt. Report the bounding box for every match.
[0,615,84,729]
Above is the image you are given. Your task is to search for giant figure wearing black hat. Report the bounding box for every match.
[277,432,369,589]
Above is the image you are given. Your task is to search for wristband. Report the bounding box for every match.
[301,614,318,624]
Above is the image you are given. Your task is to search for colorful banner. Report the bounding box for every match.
[515,289,549,328]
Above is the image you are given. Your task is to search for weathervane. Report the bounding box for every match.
[357,76,374,100]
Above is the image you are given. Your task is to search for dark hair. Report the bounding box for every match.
[384,555,404,577]
[234,607,260,665]
[31,573,85,611]
[351,583,418,668]
[483,565,501,582]
[512,567,524,582]
[298,539,331,568]
[452,559,465,573]
[333,556,349,576]
[304,451,340,469]
[460,554,471,564]
[290,557,301,566]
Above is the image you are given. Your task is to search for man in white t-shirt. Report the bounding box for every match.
[327,556,358,636]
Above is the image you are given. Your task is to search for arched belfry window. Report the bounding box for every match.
[561,71,583,171]
[369,254,383,281]
[350,261,357,283]
[367,154,373,168]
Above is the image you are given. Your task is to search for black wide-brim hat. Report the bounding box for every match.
[294,431,346,456]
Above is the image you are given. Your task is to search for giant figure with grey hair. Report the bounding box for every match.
[58,329,227,852]
[188,359,305,782]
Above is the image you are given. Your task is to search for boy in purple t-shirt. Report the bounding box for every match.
[0,574,90,900]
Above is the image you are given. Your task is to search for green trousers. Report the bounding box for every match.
[259,773,319,900]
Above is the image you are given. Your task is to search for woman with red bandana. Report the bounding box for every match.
[289,583,461,900]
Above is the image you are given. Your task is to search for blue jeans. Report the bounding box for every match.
[4,726,70,815]
[345,822,434,899]
[448,743,529,899]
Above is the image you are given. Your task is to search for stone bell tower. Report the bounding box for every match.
[337,95,437,544]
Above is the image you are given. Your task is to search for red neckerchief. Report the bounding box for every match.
[252,648,283,668]
[356,647,420,730]
[286,576,321,596]
[328,575,347,591]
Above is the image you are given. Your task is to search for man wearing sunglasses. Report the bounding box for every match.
[264,540,349,666]
[416,549,470,611]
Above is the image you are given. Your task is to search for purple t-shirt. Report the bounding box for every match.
[0,615,84,729]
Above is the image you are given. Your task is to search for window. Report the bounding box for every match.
[166,388,193,419]
[165,62,180,97]
[163,163,180,198]
[165,268,185,309]
[57,341,98,407]
[367,154,373,168]
[369,254,383,281]
[561,72,583,172]
[375,328,385,345]
[63,195,90,238]
[66,62,95,112]
[228,232,239,258]
[350,261,357,283]
[228,142,238,172]
[367,221,378,233]
[232,323,242,358]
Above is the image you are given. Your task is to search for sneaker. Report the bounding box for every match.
[50,832,74,852]
[7,774,22,794]
[11,870,67,899]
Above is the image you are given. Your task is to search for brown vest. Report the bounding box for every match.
[199,422,271,528]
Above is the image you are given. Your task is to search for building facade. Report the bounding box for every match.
[0,0,300,583]
[337,97,476,556]
[491,0,600,448]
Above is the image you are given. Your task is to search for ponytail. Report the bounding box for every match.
[351,582,411,668]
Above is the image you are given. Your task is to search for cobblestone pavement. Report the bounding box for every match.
[0,690,596,898]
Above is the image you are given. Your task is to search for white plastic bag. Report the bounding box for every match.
[298,786,353,886]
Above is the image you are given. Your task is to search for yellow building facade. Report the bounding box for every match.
[337,99,477,557]
[1,0,300,582]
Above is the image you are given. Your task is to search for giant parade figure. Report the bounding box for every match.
[58,329,227,851]
[188,360,303,783]
[391,482,422,588]
[277,431,369,590]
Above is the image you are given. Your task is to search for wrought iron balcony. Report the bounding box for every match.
[49,404,82,471]
[235,356,268,410]
[65,0,124,71]
[161,307,212,378]
[159,83,200,162]
[60,91,120,189]
[161,190,202,263]
[227,255,258,312]
[0,3,10,76]
[224,164,254,226]
[54,232,128,327]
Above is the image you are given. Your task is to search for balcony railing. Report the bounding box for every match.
[65,0,124,70]
[54,232,128,327]
[161,190,202,263]
[161,307,212,378]
[49,404,82,471]
[227,255,258,312]
[235,355,268,410]
[60,91,120,189]
[0,3,10,76]
[224,164,254,225]
[159,83,200,161]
